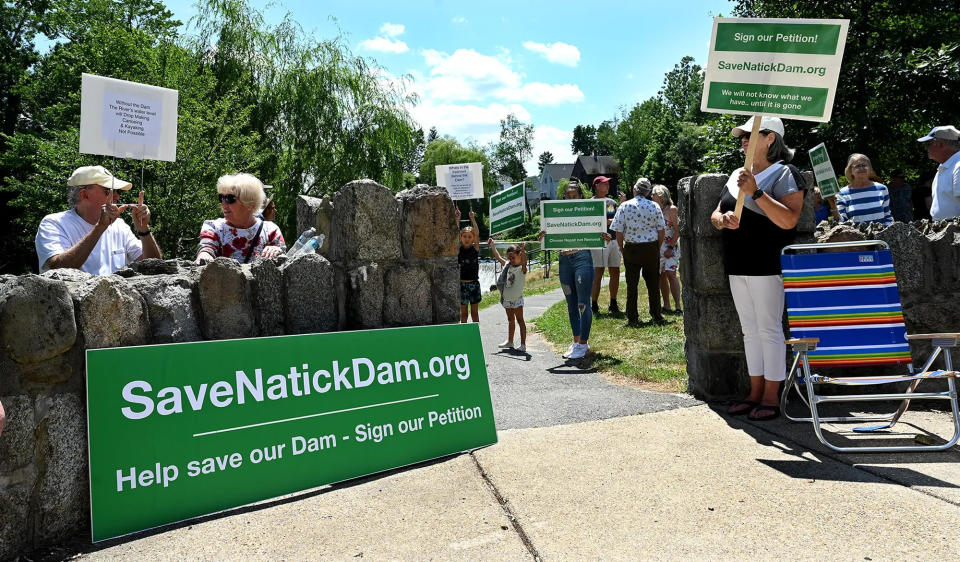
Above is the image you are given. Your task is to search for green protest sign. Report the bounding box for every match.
[489,182,526,235]
[700,17,849,122]
[808,142,841,198]
[540,199,605,250]
[86,323,496,541]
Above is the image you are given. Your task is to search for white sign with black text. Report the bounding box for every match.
[436,162,484,200]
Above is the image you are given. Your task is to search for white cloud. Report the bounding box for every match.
[526,125,576,175]
[452,16,467,24]
[522,41,580,67]
[410,100,531,145]
[380,23,405,37]
[500,83,584,105]
[359,36,408,54]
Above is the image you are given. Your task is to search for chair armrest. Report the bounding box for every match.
[786,338,820,345]
[906,333,960,347]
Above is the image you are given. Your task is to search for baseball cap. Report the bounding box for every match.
[593,176,612,186]
[917,125,960,142]
[66,166,132,190]
[731,116,786,140]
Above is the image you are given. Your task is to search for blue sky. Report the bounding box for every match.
[165,0,734,172]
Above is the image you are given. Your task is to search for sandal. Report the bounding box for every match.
[727,400,757,416]
[748,404,781,421]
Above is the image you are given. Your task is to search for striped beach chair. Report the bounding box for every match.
[779,240,960,452]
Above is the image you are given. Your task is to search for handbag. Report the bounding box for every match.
[241,222,264,264]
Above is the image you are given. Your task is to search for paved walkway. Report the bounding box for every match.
[72,289,960,560]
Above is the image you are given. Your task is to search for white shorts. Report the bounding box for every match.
[502,296,524,309]
[590,239,621,268]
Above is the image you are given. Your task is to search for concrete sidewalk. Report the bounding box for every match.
[81,405,960,560]
[72,288,960,560]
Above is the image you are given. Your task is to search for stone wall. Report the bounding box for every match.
[679,172,960,400]
[0,179,460,559]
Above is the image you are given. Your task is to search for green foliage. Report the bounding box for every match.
[571,124,596,155]
[537,150,553,173]
[0,0,422,272]
[492,113,533,183]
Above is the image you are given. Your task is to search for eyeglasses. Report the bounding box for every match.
[218,194,238,204]
[852,163,870,170]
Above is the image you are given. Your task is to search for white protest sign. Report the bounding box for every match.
[80,73,179,161]
[700,17,849,122]
[436,162,484,200]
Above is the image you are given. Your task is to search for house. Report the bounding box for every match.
[571,155,621,194]
[536,163,575,200]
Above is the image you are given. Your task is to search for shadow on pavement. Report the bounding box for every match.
[706,402,960,488]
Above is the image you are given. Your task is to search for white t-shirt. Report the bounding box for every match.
[35,209,143,274]
[931,150,960,220]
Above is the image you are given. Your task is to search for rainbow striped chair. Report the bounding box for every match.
[779,241,960,452]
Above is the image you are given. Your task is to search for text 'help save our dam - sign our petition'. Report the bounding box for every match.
[86,323,496,541]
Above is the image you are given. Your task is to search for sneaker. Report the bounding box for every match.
[591,301,600,314]
[498,340,514,349]
[561,343,577,358]
[569,342,589,359]
[608,300,620,313]
[517,344,526,352]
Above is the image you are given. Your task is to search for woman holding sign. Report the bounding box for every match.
[711,117,806,421]
[539,179,595,360]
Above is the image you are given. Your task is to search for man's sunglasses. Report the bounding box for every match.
[218,194,238,204]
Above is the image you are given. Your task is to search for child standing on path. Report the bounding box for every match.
[489,239,527,352]
[456,207,481,323]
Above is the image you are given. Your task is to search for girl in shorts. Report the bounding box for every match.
[456,207,481,323]
[489,239,527,352]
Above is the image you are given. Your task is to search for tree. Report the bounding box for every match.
[571,124,596,155]
[596,120,617,155]
[493,113,533,184]
[537,151,553,173]
[659,56,706,124]
[426,126,438,144]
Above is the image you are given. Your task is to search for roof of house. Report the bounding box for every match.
[572,155,620,176]
[539,163,575,180]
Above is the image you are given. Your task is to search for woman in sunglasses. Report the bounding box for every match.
[196,173,286,264]
[835,154,893,226]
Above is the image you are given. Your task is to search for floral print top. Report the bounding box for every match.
[198,218,286,263]
[609,197,666,243]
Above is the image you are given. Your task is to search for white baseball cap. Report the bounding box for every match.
[917,125,960,142]
[731,116,786,140]
[66,165,132,190]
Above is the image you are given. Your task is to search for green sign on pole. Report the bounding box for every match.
[539,199,605,250]
[489,182,526,235]
[86,323,497,541]
[700,17,850,122]
[808,142,841,198]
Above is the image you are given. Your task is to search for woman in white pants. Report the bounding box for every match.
[710,116,806,421]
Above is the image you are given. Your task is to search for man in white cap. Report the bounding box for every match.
[35,165,162,274]
[918,125,960,220]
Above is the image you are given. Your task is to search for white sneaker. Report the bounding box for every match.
[517,344,526,352]
[562,343,576,358]
[498,340,514,349]
[569,342,589,359]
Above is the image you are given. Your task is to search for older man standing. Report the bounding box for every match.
[918,125,960,220]
[610,178,666,326]
[35,165,161,274]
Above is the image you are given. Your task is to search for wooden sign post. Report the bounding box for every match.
[734,115,764,220]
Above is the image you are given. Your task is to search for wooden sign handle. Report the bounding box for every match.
[734,115,764,220]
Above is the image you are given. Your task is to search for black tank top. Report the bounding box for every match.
[458,246,479,280]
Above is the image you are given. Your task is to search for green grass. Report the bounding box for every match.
[533,276,688,393]
[478,264,563,310]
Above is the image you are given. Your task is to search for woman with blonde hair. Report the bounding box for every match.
[196,173,286,263]
[651,185,681,313]
[835,153,893,225]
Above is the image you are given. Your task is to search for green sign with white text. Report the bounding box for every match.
[86,323,496,541]
[809,142,840,198]
[490,182,526,235]
[540,199,605,250]
[701,17,849,122]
